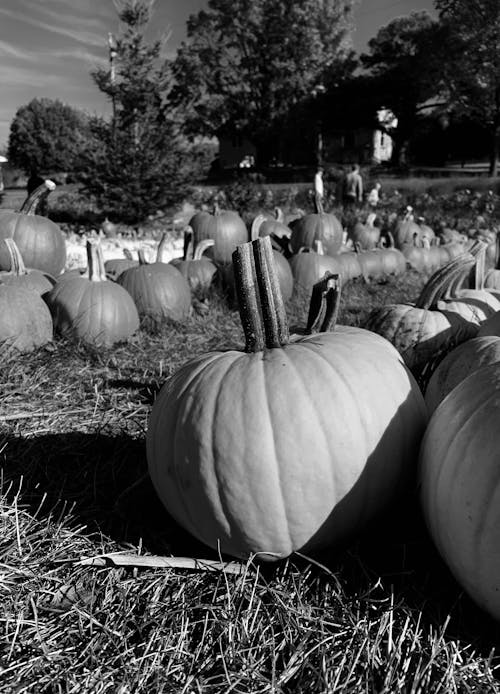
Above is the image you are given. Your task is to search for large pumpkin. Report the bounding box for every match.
[419,364,500,621]
[0,180,66,276]
[184,204,248,266]
[0,284,53,360]
[45,240,139,347]
[147,236,427,560]
[289,208,343,256]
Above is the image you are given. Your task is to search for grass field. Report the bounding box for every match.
[2,270,500,692]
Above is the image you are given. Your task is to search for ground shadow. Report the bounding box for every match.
[0,430,210,558]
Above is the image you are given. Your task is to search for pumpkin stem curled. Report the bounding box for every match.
[415,254,475,309]
[306,273,341,334]
[19,180,56,215]
[193,239,215,260]
[4,238,26,276]
[87,240,107,282]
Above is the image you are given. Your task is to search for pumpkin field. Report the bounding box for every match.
[3,179,500,692]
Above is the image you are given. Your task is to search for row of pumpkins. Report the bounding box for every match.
[4,179,500,356]
[4,183,500,623]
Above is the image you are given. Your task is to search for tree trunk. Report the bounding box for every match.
[488,125,499,177]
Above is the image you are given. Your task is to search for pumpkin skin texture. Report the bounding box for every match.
[118,261,191,321]
[0,181,66,276]
[45,242,139,347]
[0,285,53,359]
[424,336,500,413]
[289,246,343,296]
[419,364,500,621]
[147,238,427,561]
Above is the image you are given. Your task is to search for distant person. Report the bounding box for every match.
[367,182,381,208]
[343,164,363,210]
[314,166,324,210]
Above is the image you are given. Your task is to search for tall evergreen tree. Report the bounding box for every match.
[77,0,213,222]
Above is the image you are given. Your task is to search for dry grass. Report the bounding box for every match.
[2,277,500,692]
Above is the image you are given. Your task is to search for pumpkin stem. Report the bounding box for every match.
[233,236,289,352]
[193,239,215,260]
[4,238,27,276]
[253,236,289,348]
[415,254,475,309]
[182,226,194,260]
[87,240,107,282]
[306,273,341,334]
[123,248,134,260]
[19,179,56,215]
[156,232,169,263]
[232,242,265,352]
[315,239,325,255]
[138,249,149,265]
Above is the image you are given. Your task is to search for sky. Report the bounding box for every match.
[0,0,435,149]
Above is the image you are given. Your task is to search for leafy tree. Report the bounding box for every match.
[8,98,90,176]
[361,11,446,167]
[76,0,214,222]
[435,0,500,175]
[172,0,357,166]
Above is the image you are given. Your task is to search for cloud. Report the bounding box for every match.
[0,6,107,47]
[0,64,71,88]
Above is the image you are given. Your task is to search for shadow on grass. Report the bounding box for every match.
[2,429,500,654]
[0,430,209,558]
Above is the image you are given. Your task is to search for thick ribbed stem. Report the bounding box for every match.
[19,180,56,215]
[123,248,134,260]
[232,243,265,352]
[496,234,500,270]
[138,249,149,265]
[4,238,26,276]
[306,273,341,334]
[415,254,475,309]
[252,236,289,348]
[87,241,106,282]
[193,239,215,260]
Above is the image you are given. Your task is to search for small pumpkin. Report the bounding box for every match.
[170,238,218,297]
[289,198,343,256]
[0,284,53,360]
[117,249,191,322]
[104,247,138,281]
[0,180,66,276]
[147,236,427,560]
[45,240,139,347]
[185,203,248,266]
[250,211,292,256]
[348,212,380,250]
[289,241,343,297]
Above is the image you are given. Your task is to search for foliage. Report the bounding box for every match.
[7,98,91,176]
[435,0,500,175]
[172,0,357,165]
[74,0,215,223]
[360,11,446,167]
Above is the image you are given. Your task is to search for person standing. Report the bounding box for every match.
[343,164,363,210]
[313,166,324,211]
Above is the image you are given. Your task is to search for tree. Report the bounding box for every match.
[8,98,90,175]
[172,0,357,166]
[361,11,446,167]
[435,0,500,175]
[76,0,214,222]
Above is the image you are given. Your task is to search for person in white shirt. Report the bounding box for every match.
[367,182,381,208]
[314,166,324,210]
